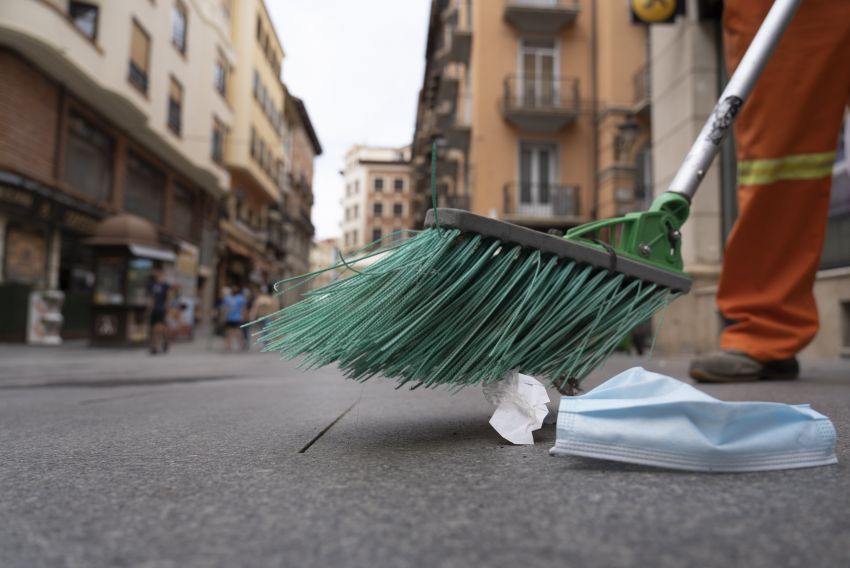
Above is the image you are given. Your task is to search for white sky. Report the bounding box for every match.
[267,0,431,239]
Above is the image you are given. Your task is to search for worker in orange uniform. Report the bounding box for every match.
[689,0,850,382]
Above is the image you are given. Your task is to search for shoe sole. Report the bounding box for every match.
[689,368,799,383]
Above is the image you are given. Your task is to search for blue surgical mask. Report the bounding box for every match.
[550,367,837,472]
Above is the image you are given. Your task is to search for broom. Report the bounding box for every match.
[257,0,800,391]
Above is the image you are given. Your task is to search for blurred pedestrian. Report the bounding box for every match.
[148,268,172,355]
[221,286,247,352]
[248,285,279,347]
[689,0,850,382]
[249,285,278,322]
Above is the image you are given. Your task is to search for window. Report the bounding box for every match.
[128,20,150,93]
[253,70,260,99]
[167,77,183,135]
[250,127,257,158]
[353,204,359,218]
[69,2,98,40]
[374,177,384,192]
[373,203,383,217]
[64,111,114,202]
[354,180,359,193]
[125,151,165,225]
[372,228,382,242]
[352,229,358,243]
[519,38,557,107]
[256,15,262,41]
[173,183,195,240]
[519,142,558,215]
[172,1,188,54]
[214,52,228,96]
[393,203,403,218]
[394,178,404,192]
[212,118,226,164]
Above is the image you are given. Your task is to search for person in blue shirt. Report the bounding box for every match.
[221,286,247,352]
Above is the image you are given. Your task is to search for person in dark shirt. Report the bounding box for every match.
[148,268,172,354]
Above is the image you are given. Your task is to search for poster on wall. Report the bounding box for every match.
[27,290,64,345]
[4,228,46,285]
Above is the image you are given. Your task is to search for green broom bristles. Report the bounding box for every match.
[256,227,678,391]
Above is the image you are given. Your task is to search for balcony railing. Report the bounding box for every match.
[439,26,472,65]
[501,75,579,132]
[503,0,580,33]
[503,182,581,223]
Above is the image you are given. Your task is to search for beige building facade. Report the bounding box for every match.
[218,0,288,289]
[341,145,414,254]
[0,0,235,339]
[309,237,340,290]
[412,0,651,232]
[279,93,321,307]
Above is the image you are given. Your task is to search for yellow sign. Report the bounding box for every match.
[631,0,682,24]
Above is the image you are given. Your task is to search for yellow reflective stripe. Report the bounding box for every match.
[738,151,836,185]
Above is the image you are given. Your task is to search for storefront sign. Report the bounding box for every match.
[62,210,101,234]
[0,185,34,209]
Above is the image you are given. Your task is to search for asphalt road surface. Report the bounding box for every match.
[1,342,848,567]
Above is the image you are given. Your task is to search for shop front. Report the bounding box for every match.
[0,174,103,343]
[86,214,176,346]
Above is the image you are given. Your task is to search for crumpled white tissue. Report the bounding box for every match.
[483,370,550,445]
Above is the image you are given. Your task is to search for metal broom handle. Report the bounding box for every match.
[667,0,801,200]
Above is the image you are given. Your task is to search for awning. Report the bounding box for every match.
[129,244,177,262]
[225,238,252,258]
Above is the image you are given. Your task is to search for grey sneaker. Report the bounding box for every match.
[689,350,799,383]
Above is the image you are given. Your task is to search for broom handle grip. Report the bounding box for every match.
[667,0,801,200]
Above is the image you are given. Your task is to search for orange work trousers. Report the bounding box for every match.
[717,0,850,361]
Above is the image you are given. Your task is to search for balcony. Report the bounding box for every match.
[437,74,459,105]
[503,0,580,34]
[501,75,579,132]
[502,182,581,227]
[440,27,472,65]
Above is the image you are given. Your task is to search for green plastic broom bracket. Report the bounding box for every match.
[564,192,691,275]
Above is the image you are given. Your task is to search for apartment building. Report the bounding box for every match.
[279,92,321,307]
[0,0,234,340]
[412,0,651,232]
[309,237,339,290]
[217,0,287,290]
[340,145,414,254]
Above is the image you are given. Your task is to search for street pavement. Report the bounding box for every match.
[1,338,849,568]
